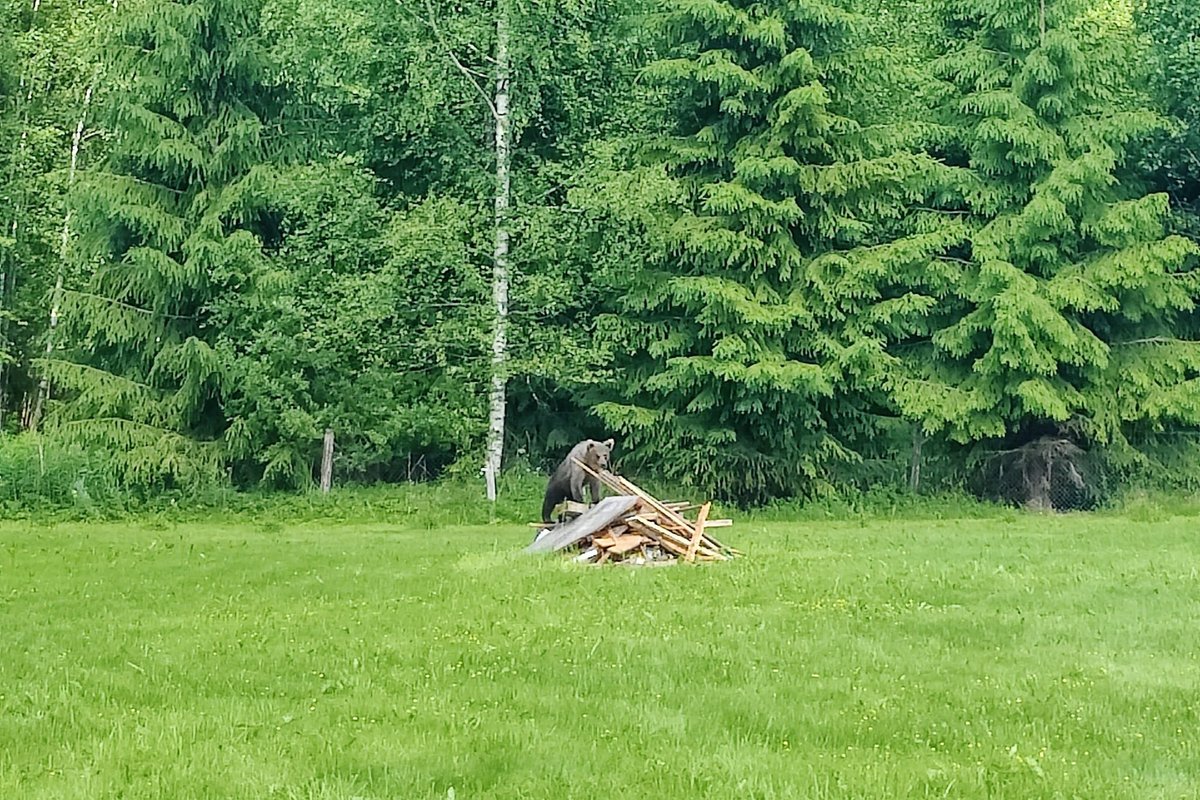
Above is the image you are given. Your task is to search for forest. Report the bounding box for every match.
[2,0,1199,508]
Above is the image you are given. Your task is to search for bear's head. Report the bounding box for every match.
[586,438,615,471]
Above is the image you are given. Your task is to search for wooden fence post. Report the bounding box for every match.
[909,427,924,495]
[320,428,334,494]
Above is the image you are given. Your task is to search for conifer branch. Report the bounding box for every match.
[66,290,199,321]
[915,208,971,216]
[1112,337,1196,347]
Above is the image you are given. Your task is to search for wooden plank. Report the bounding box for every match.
[608,534,648,555]
[571,460,738,558]
[607,471,703,539]
[320,429,334,494]
[592,535,618,550]
[630,516,723,560]
[526,495,641,554]
[704,519,732,528]
[563,500,590,516]
[626,517,685,555]
[574,462,696,540]
[685,502,711,564]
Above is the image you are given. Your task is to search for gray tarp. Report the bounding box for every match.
[525,495,641,553]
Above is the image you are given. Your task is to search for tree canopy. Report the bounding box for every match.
[1,0,1198,504]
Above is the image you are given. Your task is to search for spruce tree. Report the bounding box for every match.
[891,0,1200,463]
[592,0,965,503]
[43,0,284,483]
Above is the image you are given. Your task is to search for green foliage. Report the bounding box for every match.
[49,0,289,485]
[893,0,1200,459]
[0,433,118,512]
[1136,0,1200,232]
[4,0,1200,507]
[589,0,965,503]
[219,163,490,486]
[0,0,117,427]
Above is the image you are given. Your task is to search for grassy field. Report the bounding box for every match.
[1,512,1198,799]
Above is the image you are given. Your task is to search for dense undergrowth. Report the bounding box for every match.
[2,432,1199,525]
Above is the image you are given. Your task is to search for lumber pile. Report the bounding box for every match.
[526,462,740,565]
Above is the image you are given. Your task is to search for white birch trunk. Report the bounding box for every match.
[484,0,511,502]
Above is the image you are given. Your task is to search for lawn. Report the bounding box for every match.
[1,512,1197,799]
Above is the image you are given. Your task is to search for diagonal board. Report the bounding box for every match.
[526,495,641,554]
[572,459,731,557]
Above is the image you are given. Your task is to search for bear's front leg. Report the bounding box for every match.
[569,473,586,504]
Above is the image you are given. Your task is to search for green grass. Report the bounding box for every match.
[2,513,1198,799]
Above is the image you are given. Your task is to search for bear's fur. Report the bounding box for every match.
[541,438,614,522]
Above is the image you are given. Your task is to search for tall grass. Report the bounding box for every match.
[2,431,1200,523]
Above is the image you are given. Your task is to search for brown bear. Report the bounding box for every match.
[541,438,615,523]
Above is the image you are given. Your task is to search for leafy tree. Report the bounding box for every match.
[45,0,288,485]
[0,4,17,266]
[218,163,490,486]
[893,0,1200,465]
[0,0,116,429]
[1136,0,1200,237]
[586,0,965,503]
[264,0,663,474]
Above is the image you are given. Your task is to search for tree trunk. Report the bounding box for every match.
[484,0,511,502]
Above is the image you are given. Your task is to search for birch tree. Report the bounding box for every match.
[485,0,511,501]
[415,0,511,500]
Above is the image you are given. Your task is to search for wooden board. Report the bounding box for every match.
[525,495,641,554]
[576,462,709,542]
[607,534,648,555]
[685,502,711,564]
[628,516,724,560]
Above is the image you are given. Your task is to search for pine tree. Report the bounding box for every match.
[891,0,1200,465]
[43,0,285,484]
[592,0,966,503]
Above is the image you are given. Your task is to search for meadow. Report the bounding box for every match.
[1,509,1198,799]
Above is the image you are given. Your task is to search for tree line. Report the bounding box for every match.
[1,0,1198,505]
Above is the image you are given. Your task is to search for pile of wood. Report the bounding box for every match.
[526,462,740,565]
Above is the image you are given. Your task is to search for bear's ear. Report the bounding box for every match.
[601,438,614,449]
[585,440,596,451]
